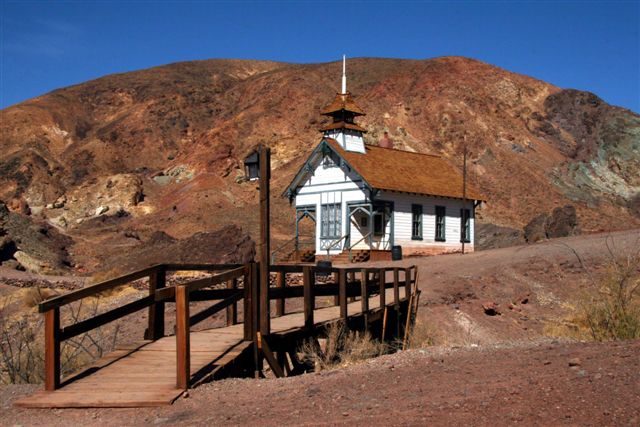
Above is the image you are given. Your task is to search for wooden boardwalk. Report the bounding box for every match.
[15,263,418,408]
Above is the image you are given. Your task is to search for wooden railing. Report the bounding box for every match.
[38,263,242,391]
[173,265,250,389]
[267,264,417,334]
[38,261,418,391]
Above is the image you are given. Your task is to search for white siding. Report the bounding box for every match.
[324,129,365,153]
[295,156,367,255]
[378,191,475,250]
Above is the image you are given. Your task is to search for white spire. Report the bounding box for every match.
[341,54,347,94]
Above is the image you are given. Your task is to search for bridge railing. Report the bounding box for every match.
[37,261,418,391]
[266,265,417,334]
[37,263,242,391]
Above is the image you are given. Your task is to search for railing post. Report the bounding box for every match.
[339,269,347,322]
[332,272,340,306]
[146,265,166,341]
[227,278,238,326]
[44,308,60,391]
[303,266,315,329]
[251,262,262,375]
[243,264,253,341]
[175,285,190,390]
[379,268,386,309]
[393,268,400,306]
[361,269,369,330]
[348,271,356,302]
[275,271,285,316]
[404,267,412,298]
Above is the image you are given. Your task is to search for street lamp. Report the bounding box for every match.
[243,145,271,340]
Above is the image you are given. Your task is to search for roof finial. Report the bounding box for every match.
[341,54,347,94]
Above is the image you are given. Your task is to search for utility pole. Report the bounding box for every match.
[462,139,468,255]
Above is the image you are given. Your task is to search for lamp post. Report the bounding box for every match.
[243,145,271,337]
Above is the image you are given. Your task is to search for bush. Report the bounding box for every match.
[582,247,640,341]
[1,296,121,384]
[298,322,387,371]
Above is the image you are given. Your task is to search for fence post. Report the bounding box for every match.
[339,269,347,322]
[44,308,60,391]
[379,268,386,309]
[303,266,315,329]
[251,262,262,375]
[360,269,369,330]
[404,267,412,298]
[226,278,238,326]
[243,264,253,341]
[275,271,285,316]
[393,268,400,306]
[146,265,166,341]
[175,285,190,390]
[332,272,339,306]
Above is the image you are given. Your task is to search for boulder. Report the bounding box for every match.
[546,205,579,238]
[13,251,57,275]
[524,213,548,243]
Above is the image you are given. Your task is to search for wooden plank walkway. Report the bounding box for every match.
[15,288,401,408]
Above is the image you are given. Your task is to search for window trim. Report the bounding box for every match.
[435,205,446,242]
[411,204,423,240]
[320,203,342,239]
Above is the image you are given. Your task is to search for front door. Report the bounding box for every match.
[372,201,393,250]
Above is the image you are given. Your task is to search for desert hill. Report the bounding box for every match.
[1,57,639,273]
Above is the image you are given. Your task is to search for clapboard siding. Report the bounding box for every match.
[379,191,475,249]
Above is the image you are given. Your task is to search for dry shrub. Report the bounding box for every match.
[20,287,59,309]
[556,237,640,341]
[1,296,120,384]
[405,319,439,348]
[299,321,387,371]
[581,248,640,341]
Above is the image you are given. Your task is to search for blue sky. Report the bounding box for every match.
[1,1,638,112]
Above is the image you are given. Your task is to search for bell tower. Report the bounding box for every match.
[319,55,367,153]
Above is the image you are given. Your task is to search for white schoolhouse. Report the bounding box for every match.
[283,59,484,262]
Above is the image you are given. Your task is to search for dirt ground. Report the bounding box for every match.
[2,339,639,426]
[1,229,639,426]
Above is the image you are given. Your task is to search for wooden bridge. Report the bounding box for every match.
[16,263,419,408]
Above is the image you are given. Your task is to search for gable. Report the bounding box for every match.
[283,139,369,200]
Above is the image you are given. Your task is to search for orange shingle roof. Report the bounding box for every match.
[318,121,368,133]
[320,92,366,116]
[325,138,485,201]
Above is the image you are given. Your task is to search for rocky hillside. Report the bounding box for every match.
[0,57,638,273]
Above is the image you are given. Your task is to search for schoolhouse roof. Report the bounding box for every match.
[325,139,485,201]
[320,92,366,116]
[284,138,485,202]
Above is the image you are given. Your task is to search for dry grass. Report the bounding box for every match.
[404,319,439,348]
[0,295,121,384]
[548,237,640,341]
[298,322,387,371]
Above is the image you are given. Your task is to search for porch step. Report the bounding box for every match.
[286,249,315,263]
[332,250,370,264]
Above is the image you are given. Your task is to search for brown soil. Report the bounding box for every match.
[1,230,639,425]
[2,340,638,426]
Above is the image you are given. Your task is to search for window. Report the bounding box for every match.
[435,206,446,242]
[411,204,423,240]
[460,208,471,243]
[321,203,342,238]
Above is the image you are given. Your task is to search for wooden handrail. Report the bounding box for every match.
[39,265,159,313]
